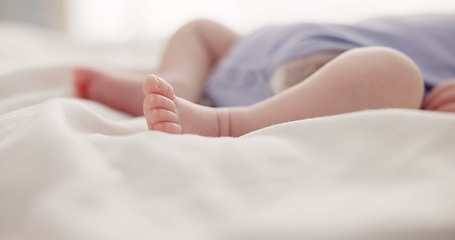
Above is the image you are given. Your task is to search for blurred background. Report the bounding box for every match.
[0,0,454,43]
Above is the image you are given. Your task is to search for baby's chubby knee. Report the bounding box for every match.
[347,47,423,94]
[338,47,424,108]
[344,47,423,84]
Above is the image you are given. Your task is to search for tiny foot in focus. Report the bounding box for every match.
[143,75,228,136]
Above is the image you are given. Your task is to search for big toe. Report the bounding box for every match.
[143,75,176,100]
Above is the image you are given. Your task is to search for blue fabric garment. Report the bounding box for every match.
[204,14,455,107]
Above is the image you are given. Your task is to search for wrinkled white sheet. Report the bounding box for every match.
[1,22,455,240]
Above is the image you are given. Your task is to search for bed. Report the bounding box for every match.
[1,22,455,240]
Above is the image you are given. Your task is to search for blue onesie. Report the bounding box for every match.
[204,14,455,107]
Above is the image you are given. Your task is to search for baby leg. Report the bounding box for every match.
[143,47,423,137]
[229,47,424,136]
[144,47,423,136]
[74,19,239,115]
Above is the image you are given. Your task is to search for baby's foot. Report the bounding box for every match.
[73,68,144,116]
[143,75,230,136]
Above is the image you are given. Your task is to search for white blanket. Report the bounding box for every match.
[1,22,455,240]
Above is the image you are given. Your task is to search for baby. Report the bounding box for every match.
[74,14,455,137]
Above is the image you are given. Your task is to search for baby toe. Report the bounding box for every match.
[143,75,176,100]
[146,108,179,124]
[153,122,182,134]
[144,94,177,112]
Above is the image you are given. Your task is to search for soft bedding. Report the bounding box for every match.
[1,22,455,240]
